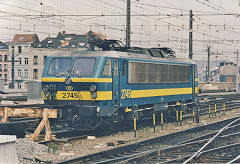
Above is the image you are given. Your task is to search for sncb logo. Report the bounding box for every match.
[66,86,73,91]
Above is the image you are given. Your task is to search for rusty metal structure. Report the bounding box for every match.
[0,107,57,141]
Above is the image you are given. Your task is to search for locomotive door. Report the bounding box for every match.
[112,58,120,107]
[119,59,127,107]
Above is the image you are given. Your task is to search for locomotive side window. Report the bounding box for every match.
[72,58,95,76]
[48,58,72,76]
[148,63,159,83]
[102,59,112,76]
[135,62,147,83]
[129,61,190,83]
[122,60,127,76]
[114,59,118,76]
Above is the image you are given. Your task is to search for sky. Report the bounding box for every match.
[1,0,240,62]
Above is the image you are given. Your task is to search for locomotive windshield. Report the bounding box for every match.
[71,58,95,76]
[47,57,95,76]
[48,58,72,76]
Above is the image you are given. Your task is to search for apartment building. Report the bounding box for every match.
[0,41,9,86]
[8,34,39,90]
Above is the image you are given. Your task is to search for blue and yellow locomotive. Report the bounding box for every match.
[42,47,198,130]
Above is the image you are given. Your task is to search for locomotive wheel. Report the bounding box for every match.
[72,114,81,128]
[86,116,102,130]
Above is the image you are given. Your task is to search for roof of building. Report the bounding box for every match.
[86,30,107,40]
[0,41,8,49]
[12,34,39,44]
[33,31,106,49]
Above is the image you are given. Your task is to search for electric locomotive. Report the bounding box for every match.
[42,47,198,130]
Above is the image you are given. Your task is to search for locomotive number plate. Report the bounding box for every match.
[62,92,79,99]
[121,89,131,99]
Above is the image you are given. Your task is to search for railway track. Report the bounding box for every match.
[182,93,240,120]
[56,116,240,164]
[135,117,240,164]
[1,93,240,140]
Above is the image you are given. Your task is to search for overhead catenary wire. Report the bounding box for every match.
[0,0,240,61]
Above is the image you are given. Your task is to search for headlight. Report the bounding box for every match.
[91,92,97,99]
[90,85,96,92]
[43,85,49,91]
[65,77,72,85]
[97,107,100,113]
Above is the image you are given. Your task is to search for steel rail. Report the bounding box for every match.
[96,126,240,164]
[195,142,240,163]
[56,116,240,164]
[226,154,240,164]
[178,122,240,145]
[160,142,240,163]
[183,117,240,164]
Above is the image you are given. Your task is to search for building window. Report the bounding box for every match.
[25,58,28,65]
[19,58,22,65]
[4,64,7,72]
[33,56,38,65]
[17,69,22,77]
[0,64,2,72]
[18,46,22,53]
[4,74,7,82]
[33,69,38,79]
[0,74,2,78]
[43,56,47,64]
[11,46,14,52]
[4,55,7,62]
[0,55,2,62]
[18,83,21,89]
[24,69,28,78]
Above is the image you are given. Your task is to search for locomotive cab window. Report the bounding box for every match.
[102,59,112,76]
[48,58,72,76]
[72,58,95,76]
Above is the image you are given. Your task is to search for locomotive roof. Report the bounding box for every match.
[49,50,195,64]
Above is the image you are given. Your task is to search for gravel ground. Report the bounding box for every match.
[16,138,49,164]
[16,108,240,163]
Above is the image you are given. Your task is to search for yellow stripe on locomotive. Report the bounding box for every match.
[42,86,196,100]
[41,78,112,83]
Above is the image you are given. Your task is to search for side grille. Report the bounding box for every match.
[49,84,57,91]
